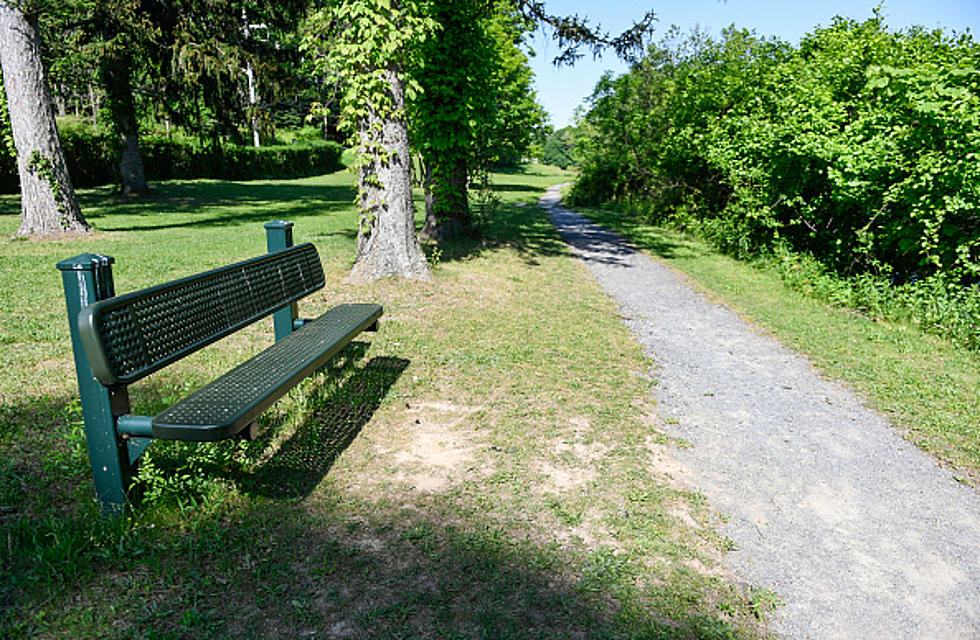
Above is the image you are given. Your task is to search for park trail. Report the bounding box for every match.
[541,184,980,640]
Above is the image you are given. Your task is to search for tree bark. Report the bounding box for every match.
[102,49,148,196]
[88,83,99,127]
[245,60,261,147]
[349,65,430,281]
[421,156,469,241]
[0,2,88,236]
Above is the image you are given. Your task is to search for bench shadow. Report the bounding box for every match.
[239,352,409,500]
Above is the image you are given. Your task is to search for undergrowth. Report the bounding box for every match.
[762,245,980,352]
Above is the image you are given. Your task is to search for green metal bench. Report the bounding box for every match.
[58,221,383,515]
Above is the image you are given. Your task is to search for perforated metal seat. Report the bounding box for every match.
[152,303,382,441]
[76,243,384,441]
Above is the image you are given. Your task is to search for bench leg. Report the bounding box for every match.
[58,254,134,516]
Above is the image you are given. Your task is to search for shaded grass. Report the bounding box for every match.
[1,166,770,638]
[576,206,980,485]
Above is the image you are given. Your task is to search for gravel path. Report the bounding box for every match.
[542,186,980,640]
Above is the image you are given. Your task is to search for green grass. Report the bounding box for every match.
[575,206,980,486]
[0,166,769,638]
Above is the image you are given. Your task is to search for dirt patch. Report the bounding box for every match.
[391,401,479,493]
[537,459,595,492]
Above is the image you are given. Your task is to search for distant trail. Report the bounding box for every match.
[542,185,980,640]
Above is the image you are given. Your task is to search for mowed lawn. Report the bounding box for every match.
[0,167,771,639]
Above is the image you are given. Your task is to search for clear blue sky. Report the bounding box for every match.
[530,0,980,129]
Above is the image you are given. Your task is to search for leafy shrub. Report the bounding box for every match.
[574,16,980,280]
[0,127,344,193]
[571,14,980,349]
[541,127,577,169]
[57,128,117,188]
[139,136,344,181]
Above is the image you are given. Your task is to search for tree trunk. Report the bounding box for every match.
[54,87,65,116]
[423,161,434,230]
[421,155,469,240]
[245,60,260,147]
[0,2,88,236]
[349,66,429,281]
[102,50,148,196]
[88,83,99,127]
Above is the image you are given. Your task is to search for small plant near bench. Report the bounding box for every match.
[57,220,382,515]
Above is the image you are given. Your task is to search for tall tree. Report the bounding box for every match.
[303,0,653,279]
[152,0,309,147]
[416,1,547,240]
[92,0,151,196]
[0,1,88,235]
[477,6,547,167]
[101,46,147,195]
[517,1,655,65]
[303,0,434,281]
[414,0,490,240]
[35,1,151,196]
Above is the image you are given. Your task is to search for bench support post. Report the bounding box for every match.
[264,220,298,341]
[57,254,133,516]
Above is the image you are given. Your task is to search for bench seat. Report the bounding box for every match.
[151,303,382,441]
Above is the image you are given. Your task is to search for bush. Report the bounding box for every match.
[541,127,577,169]
[572,16,980,349]
[138,136,344,181]
[573,17,980,283]
[0,127,344,194]
[764,245,980,350]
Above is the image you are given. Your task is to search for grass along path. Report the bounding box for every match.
[1,167,771,638]
[547,189,979,638]
[575,205,980,487]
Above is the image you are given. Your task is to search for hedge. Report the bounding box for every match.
[0,130,344,194]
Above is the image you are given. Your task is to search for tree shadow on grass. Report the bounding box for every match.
[76,181,359,233]
[0,393,95,520]
[182,502,754,639]
[0,368,758,639]
[432,199,572,267]
[488,182,547,193]
[433,185,704,271]
[434,178,713,270]
[3,494,758,638]
[572,206,716,262]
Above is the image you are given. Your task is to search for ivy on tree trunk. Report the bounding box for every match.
[350,65,429,281]
[302,0,435,281]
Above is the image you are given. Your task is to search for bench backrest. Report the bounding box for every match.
[78,243,324,386]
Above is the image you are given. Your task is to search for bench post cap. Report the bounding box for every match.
[56,253,115,271]
[265,220,295,267]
